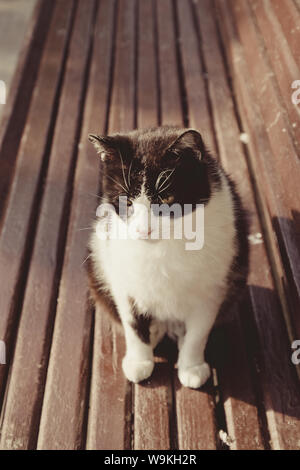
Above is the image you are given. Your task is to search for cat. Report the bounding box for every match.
[86,126,249,389]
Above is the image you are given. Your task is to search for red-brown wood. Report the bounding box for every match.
[86,0,135,450]
[0,0,96,450]
[0,0,300,451]
[0,0,54,223]
[227,0,300,340]
[192,0,265,449]
[134,360,172,450]
[216,0,300,449]
[136,0,158,130]
[157,0,218,450]
[176,0,217,154]
[156,0,181,126]
[271,0,300,66]
[174,0,219,450]
[214,1,295,348]
[0,0,75,418]
[36,0,115,450]
[134,0,171,450]
[249,0,300,152]
[109,0,136,134]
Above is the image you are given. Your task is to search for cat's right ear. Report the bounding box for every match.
[88,134,116,162]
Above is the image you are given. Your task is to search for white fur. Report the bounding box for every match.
[89,173,236,388]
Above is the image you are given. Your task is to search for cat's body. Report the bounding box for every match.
[87,126,249,389]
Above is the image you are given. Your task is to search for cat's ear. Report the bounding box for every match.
[168,129,204,160]
[88,134,116,162]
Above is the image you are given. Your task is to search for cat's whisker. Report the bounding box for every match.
[81,253,92,267]
[127,159,133,188]
[118,150,130,191]
[82,191,105,201]
[155,169,168,190]
[155,168,173,191]
[76,227,93,232]
[156,168,175,193]
[106,174,128,194]
[87,127,248,391]
[88,192,106,201]
[157,180,173,195]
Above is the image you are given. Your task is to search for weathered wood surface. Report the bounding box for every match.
[0,0,75,444]
[0,0,299,450]
[0,0,94,451]
[87,0,133,450]
[133,1,172,451]
[0,0,51,220]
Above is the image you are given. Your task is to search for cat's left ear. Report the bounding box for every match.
[168,129,204,160]
[88,134,116,162]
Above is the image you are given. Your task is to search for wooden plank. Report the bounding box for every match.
[216,0,300,449]
[215,1,296,346]
[85,0,136,450]
[174,375,216,450]
[228,0,300,343]
[0,0,96,450]
[134,362,172,450]
[210,311,265,450]
[172,0,221,450]
[156,0,218,450]
[0,0,54,223]
[174,0,219,450]
[249,0,300,152]
[134,0,171,450]
[271,0,300,67]
[175,0,216,154]
[190,0,264,449]
[0,0,75,416]
[36,0,115,450]
[109,0,136,133]
[136,0,158,130]
[217,0,300,343]
[156,0,181,126]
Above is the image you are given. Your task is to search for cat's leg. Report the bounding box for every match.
[117,296,159,383]
[149,319,167,349]
[177,307,217,389]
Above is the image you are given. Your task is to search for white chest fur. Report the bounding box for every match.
[90,175,236,322]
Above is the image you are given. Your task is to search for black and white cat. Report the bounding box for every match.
[87,126,249,389]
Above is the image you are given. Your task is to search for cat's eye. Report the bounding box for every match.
[117,195,132,206]
[116,196,134,218]
[126,199,134,216]
[161,195,175,204]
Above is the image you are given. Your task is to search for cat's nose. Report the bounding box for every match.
[136,227,152,238]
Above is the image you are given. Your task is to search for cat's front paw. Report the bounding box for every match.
[178,362,210,389]
[122,356,154,383]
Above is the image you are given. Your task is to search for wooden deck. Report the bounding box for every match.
[0,0,300,450]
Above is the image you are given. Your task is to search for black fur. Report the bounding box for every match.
[129,297,152,344]
[87,126,249,327]
[88,126,222,213]
[218,173,250,318]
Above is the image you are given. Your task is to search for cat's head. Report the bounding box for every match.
[88,126,220,240]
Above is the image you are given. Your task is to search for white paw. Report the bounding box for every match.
[178,362,211,389]
[122,356,154,383]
